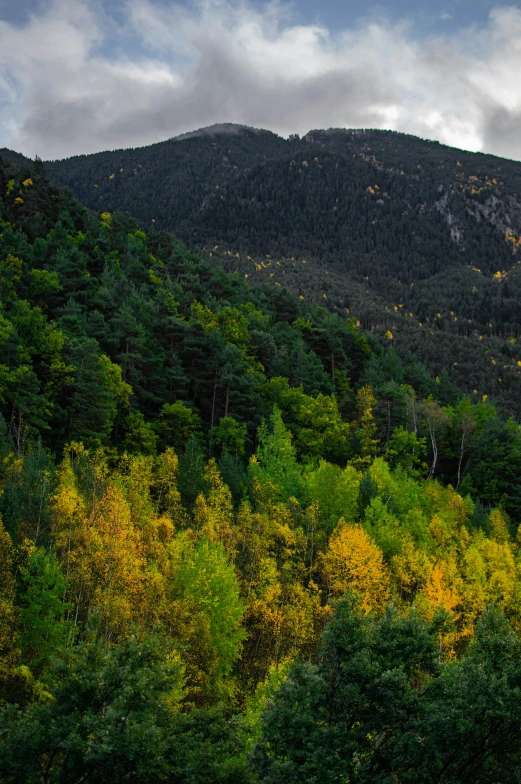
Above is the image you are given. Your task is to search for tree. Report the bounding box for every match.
[351,384,378,469]
[252,596,440,784]
[0,517,22,705]
[193,459,235,556]
[0,439,55,544]
[167,536,246,703]
[212,415,247,456]
[17,547,72,673]
[321,522,390,612]
[0,634,185,784]
[154,400,203,454]
[60,338,131,448]
[384,426,427,477]
[253,598,521,783]
[461,416,521,520]
[305,460,360,533]
[419,398,450,480]
[249,407,306,506]
[178,436,207,511]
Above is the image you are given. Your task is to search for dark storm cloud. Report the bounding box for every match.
[1,0,521,159]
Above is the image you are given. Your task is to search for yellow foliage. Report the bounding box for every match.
[489,508,510,544]
[416,556,466,653]
[193,460,235,558]
[391,540,431,603]
[321,522,390,612]
[51,453,150,640]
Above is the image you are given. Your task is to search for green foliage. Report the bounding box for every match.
[2,149,521,783]
[155,401,203,454]
[306,461,360,531]
[0,517,20,705]
[0,439,54,543]
[212,416,247,456]
[171,537,246,702]
[0,633,184,784]
[253,597,521,783]
[17,547,72,671]
[384,426,427,475]
[263,377,350,463]
[120,410,158,455]
[249,407,306,505]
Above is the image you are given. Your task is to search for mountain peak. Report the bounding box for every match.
[173,123,275,141]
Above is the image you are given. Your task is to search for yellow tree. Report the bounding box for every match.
[51,451,89,624]
[193,459,235,559]
[416,555,465,654]
[461,532,517,631]
[0,517,21,703]
[234,500,324,687]
[88,482,145,642]
[351,385,378,470]
[155,447,186,529]
[390,539,431,604]
[321,522,390,612]
[51,450,146,640]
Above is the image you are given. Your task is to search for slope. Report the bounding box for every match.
[6,125,521,415]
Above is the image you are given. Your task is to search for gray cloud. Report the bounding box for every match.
[1,0,521,159]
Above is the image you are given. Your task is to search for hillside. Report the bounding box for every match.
[2,150,521,783]
[16,124,521,417]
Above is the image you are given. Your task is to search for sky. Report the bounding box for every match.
[1,0,521,160]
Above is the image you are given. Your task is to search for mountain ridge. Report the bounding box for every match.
[3,125,521,414]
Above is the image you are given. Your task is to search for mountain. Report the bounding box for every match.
[4,135,521,784]
[6,125,521,415]
[0,148,33,168]
[42,124,521,277]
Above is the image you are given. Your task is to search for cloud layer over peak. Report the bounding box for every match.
[1,0,521,160]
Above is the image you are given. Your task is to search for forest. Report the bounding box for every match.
[1,153,521,782]
[5,124,521,418]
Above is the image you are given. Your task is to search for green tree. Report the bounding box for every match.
[252,595,439,783]
[212,415,247,456]
[169,537,246,702]
[461,416,521,519]
[0,634,184,784]
[249,407,306,505]
[0,517,21,705]
[17,547,72,672]
[154,400,203,454]
[253,598,521,783]
[384,426,427,476]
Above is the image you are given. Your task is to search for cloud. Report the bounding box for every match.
[1,0,521,160]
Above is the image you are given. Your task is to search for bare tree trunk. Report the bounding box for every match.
[457,430,466,489]
[427,419,438,480]
[225,385,230,417]
[210,369,219,430]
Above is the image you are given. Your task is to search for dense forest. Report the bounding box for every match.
[1,154,521,782]
[4,123,521,416]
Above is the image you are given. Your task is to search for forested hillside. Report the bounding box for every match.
[7,124,521,416]
[2,155,521,782]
